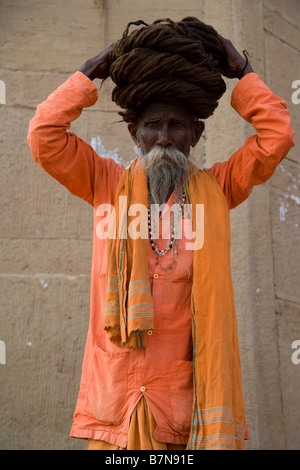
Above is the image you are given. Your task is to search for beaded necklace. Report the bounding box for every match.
[148,190,186,271]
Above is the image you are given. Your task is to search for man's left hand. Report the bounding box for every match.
[217,34,254,79]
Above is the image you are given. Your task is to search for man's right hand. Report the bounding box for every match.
[79,42,115,81]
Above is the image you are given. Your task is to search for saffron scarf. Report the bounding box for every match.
[104,159,247,450]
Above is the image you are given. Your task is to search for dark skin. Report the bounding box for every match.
[128,103,204,157]
[217,34,254,78]
[79,34,254,159]
[129,103,204,203]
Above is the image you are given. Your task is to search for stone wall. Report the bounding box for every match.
[0,0,299,450]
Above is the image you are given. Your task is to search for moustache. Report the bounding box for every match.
[142,145,189,170]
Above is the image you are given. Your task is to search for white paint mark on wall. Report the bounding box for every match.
[90,136,136,168]
[290,194,300,205]
[39,279,48,288]
[279,192,300,222]
[279,202,286,221]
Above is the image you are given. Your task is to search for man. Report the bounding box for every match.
[28,18,294,450]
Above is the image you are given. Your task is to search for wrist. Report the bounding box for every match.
[238,63,254,79]
[236,50,254,79]
[79,59,97,81]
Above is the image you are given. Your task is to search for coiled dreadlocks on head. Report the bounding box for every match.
[107,17,227,123]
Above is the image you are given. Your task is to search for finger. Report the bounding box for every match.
[217,34,235,53]
[217,33,226,42]
[217,33,230,44]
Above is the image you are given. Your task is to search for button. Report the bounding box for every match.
[153,273,159,279]
[140,386,146,393]
[147,330,153,336]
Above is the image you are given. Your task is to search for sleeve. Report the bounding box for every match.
[208,73,295,210]
[27,71,124,207]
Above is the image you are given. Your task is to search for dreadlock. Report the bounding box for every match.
[107,17,228,122]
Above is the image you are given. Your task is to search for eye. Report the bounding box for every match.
[146,121,159,129]
[172,121,185,129]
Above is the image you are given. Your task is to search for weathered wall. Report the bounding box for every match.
[0,0,299,450]
[263,0,300,450]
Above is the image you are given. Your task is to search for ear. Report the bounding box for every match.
[191,120,205,148]
[128,123,139,146]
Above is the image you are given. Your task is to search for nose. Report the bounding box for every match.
[157,125,172,147]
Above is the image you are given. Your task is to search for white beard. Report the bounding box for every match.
[142,145,190,206]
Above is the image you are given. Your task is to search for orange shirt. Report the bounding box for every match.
[28,72,294,447]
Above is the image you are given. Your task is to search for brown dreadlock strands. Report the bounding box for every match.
[237,49,251,79]
[107,17,229,123]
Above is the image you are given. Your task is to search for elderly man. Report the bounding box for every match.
[28,18,294,450]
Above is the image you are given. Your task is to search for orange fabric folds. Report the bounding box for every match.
[104,161,154,348]
[88,397,186,450]
[188,171,246,450]
[103,158,247,449]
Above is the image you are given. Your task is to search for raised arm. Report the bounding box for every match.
[27,43,123,207]
[208,35,295,209]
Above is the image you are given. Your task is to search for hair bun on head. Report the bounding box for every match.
[107,17,227,122]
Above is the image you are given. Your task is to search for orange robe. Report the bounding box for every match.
[28,71,294,449]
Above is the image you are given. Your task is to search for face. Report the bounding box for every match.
[128,102,204,157]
